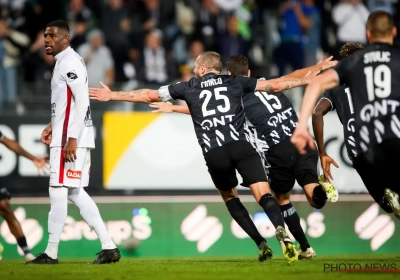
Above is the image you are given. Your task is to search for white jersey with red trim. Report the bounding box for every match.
[50,46,95,148]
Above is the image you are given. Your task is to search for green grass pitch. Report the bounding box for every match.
[1,255,400,280]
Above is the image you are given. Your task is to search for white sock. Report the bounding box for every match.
[68,188,116,250]
[44,187,68,259]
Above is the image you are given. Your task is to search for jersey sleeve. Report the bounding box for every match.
[159,81,188,101]
[321,90,335,111]
[236,76,258,94]
[333,56,351,85]
[62,57,90,139]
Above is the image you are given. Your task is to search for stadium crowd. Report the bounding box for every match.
[0,0,399,114]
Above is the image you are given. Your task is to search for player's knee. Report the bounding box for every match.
[311,185,327,209]
[219,188,237,203]
[274,192,291,205]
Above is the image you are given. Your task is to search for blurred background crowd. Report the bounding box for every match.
[0,0,399,115]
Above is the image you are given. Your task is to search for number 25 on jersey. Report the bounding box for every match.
[200,87,231,117]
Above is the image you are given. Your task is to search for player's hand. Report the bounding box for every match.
[319,153,339,183]
[291,127,315,155]
[149,102,173,113]
[41,124,52,145]
[89,81,112,102]
[316,56,338,71]
[33,154,50,175]
[64,138,77,162]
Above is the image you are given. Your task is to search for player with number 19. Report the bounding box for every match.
[292,10,400,219]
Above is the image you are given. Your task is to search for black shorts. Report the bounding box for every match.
[0,187,11,201]
[266,137,319,194]
[204,140,268,191]
[354,138,400,202]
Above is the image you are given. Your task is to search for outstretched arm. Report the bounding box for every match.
[89,82,162,103]
[284,56,338,79]
[291,69,340,154]
[255,76,309,92]
[149,102,190,114]
[0,136,49,170]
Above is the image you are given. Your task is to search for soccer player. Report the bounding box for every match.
[25,20,120,264]
[0,130,49,261]
[292,10,400,219]
[312,43,396,214]
[89,51,318,263]
[149,55,339,259]
[312,43,364,182]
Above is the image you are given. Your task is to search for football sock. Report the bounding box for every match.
[258,194,285,229]
[68,188,116,250]
[226,198,265,246]
[280,203,310,251]
[312,185,327,209]
[45,187,68,259]
[16,236,31,255]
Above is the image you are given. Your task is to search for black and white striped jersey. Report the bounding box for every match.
[159,73,258,153]
[334,43,400,154]
[321,85,357,160]
[242,87,298,149]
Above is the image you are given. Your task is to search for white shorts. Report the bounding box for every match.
[49,147,91,188]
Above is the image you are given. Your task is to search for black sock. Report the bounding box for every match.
[17,236,31,254]
[258,193,285,229]
[312,185,327,209]
[226,198,265,246]
[280,203,310,251]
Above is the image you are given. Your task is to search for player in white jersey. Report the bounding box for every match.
[25,20,120,265]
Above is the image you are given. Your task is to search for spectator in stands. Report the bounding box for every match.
[185,40,204,70]
[274,0,313,77]
[138,29,170,86]
[332,0,369,59]
[130,0,178,55]
[0,17,30,112]
[78,29,115,88]
[100,0,130,82]
[69,13,87,51]
[303,0,321,66]
[219,15,248,64]
[66,0,96,39]
[193,0,227,51]
[255,0,280,65]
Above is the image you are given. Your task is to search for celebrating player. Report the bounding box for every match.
[312,42,364,181]
[0,130,49,261]
[89,51,320,263]
[292,10,400,219]
[150,55,339,259]
[25,20,120,265]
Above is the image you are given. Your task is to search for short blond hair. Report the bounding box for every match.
[197,52,222,73]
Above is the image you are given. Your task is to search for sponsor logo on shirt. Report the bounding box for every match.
[66,169,82,179]
[66,70,78,82]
